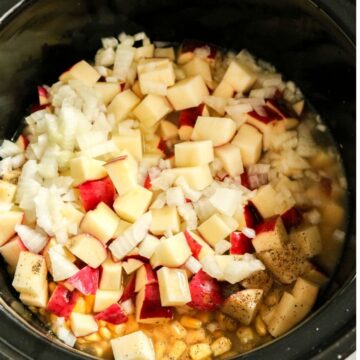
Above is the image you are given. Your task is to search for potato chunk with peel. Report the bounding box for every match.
[290,225,322,257]
[70,313,98,337]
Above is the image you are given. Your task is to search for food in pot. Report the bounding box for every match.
[0,32,347,359]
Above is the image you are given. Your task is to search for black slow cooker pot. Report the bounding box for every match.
[0,0,355,359]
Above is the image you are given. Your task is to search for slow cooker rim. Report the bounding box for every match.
[0,0,356,359]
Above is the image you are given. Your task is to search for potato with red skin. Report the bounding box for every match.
[281,207,303,231]
[120,273,136,302]
[78,177,115,211]
[188,270,222,311]
[230,232,254,255]
[46,285,79,318]
[94,303,128,324]
[184,230,203,259]
[67,266,99,295]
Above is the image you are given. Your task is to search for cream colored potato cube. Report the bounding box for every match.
[113,129,143,161]
[94,82,120,105]
[19,279,48,308]
[157,267,191,306]
[94,289,123,312]
[80,202,120,243]
[105,150,138,196]
[191,116,236,147]
[178,125,194,141]
[213,80,234,99]
[123,259,144,274]
[182,57,213,87]
[62,203,85,229]
[167,75,209,111]
[100,257,122,291]
[150,232,191,268]
[0,236,25,270]
[138,234,160,259]
[169,165,213,191]
[68,234,107,268]
[290,225,322,258]
[113,219,132,237]
[70,313,98,337]
[108,90,140,122]
[0,180,16,204]
[114,186,152,223]
[12,252,47,296]
[197,214,235,247]
[215,144,244,177]
[111,331,155,360]
[231,124,263,167]
[154,47,176,60]
[251,184,279,218]
[189,343,212,360]
[0,211,23,246]
[159,120,178,140]
[60,60,101,87]
[175,140,214,167]
[133,94,172,128]
[150,206,180,236]
[222,60,257,93]
[135,44,155,61]
[142,153,164,168]
[70,156,107,186]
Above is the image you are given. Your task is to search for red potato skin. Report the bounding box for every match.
[94,303,128,324]
[139,283,173,319]
[240,172,251,189]
[46,285,79,318]
[157,138,167,154]
[281,207,303,231]
[230,232,254,255]
[120,273,136,302]
[16,135,30,150]
[67,266,99,295]
[247,106,283,124]
[256,216,278,234]
[178,104,205,128]
[244,202,263,229]
[142,263,158,284]
[78,177,116,211]
[123,254,149,263]
[184,230,202,260]
[144,174,152,189]
[188,270,223,311]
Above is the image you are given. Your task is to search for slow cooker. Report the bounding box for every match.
[0,0,355,359]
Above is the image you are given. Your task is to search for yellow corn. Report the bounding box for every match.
[255,316,267,336]
[166,340,187,360]
[99,326,112,340]
[185,329,206,345]
[236,326,255,345]
[108,323,126,336]
[155,339,167,359]
[170,321,188,339]
[196,312,211,324]
[48,282,56,293]
[98,320,107,327]
[212,330,224,339]
[125,315,139,333]
[73,297,86,314]
[265,291,280,306]
[180,316,202,329]
[85,295,95,313]
[216,313,237,331]
[189,343,212,360]
[210,337,232,357]
[84,332,101,342]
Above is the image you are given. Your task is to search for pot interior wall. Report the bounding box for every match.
[0,0,355,358]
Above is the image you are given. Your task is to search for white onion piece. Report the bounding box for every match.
[0,140,22,158]
[214,240,231,255]
[225,103,253,116]
[95,47,115,67]
[150,192,166,209]
[209,188,243,217]
[177,203,198,230]
[200,255,223,279]
[242,227,256,239]
[175,176,201,202]
[48,247,79,281]
[121,299,135,315]
[113,45,135,80]
[15,224,48,254]
[237,98,265,106]
[166,187,185,207]
[184,256,202,274]
[56,326,77,347]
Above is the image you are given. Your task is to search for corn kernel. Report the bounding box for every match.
[189,343,212,360]
[180,316,202,329]
[99,326,112,340]
[155,339,167,359]
[48,282,56,293]
[210,337,232,357]
[73,297,86,314]
[108,323,126,336]
[84,332,101,342]
[125,315,139,333]
[265,291,280,306]
[255,316,267,336]
[196,312,211,324]
[170,321,188,339]
[85,295,95,313]
[98,320,107,327]
[167,340,187,360]
[236,326,255,345]
[185,329,206,345]
[212,330,224,339]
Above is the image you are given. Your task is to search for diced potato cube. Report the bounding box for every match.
[0,180,16,204]
[80,202,120,244]
[210,337,232,356]
[197,214,235,247]
[189,343,212,360]
[159,120,178,140]
[70,313,98,337]
[213,80,234,99]
[94,82,120,105]
[60,60,100,87]
[215,144,244,177]
[108,90,140,122]
[19,280,48,308]
[111,331,155,360]
[0,211,23,246]
[133,94,172,128]
[182,57,213,87]
[151,232,191,268]
[175,140,214,167]
[94,289,123,312]
[150,206,180,236]
[250,184,279,218]
[157,267,191,306]
[231,124,263,167]
[113,219,132,237]
[113,129,143,161]
[167,76,209,111]
[222,60,257,93]
[12,252,47,296]
[100,257,122,290]
[114,186,153,223]
[290,225,322,257]
[154,47,176,60]
[135,44,155,61]
[70,156,107,186]
[169,165,213,191]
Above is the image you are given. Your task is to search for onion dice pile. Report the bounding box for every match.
[0,31,347,360]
